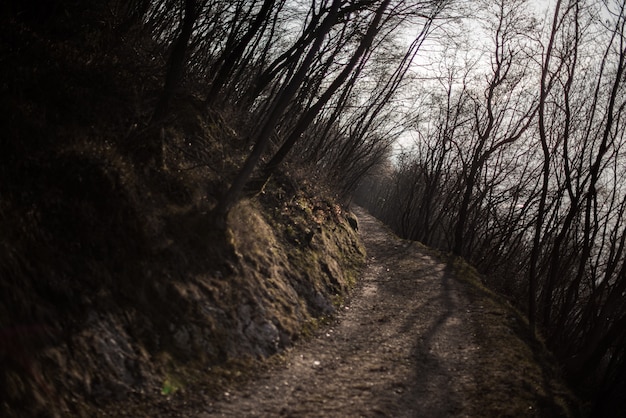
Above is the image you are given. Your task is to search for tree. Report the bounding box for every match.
[451,0,538,256]
[527,0,578,335]
[212,0,345,223]
[152,0,200,123]
[205,0,278,106]
[354,0,626,411]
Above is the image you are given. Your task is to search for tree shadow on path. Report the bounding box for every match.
[354,207,471,417]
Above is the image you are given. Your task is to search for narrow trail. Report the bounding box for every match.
[197,208,574,417]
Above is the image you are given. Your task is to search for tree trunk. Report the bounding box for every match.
[152,0,198,124]
[211,0,342,224]
[148,0,198,169]
[256,0,392,187]
[206,0,276,105]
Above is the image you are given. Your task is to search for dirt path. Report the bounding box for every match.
[195,208,575,417]
[178,209,575,418]
[6,201,578,418]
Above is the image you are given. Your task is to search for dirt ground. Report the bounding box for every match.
[184,207,576,418]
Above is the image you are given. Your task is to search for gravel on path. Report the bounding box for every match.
[199,207,490,417]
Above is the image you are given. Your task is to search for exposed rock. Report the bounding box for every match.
[345,212,359,231]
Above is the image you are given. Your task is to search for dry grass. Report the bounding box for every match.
[448,256,582,417]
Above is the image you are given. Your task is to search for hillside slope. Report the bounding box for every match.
[0,115,366,417]
[0,12,365,416]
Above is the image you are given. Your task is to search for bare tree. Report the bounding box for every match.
[152,0,201,123]
[527,0,579,335]
[451,0,538,256]
[212,0,345,223]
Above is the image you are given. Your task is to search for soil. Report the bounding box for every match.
[195,206,469,417]
[185,207,576,418]
[106,207,576,417]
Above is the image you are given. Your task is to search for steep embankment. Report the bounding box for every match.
[0,14,365,413]
[1,165,365,418]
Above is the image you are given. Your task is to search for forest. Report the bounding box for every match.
[355,0,626,413]
[1,0,624,416]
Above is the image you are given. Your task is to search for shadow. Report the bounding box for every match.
[393,262,463,417]
[355,206,464,416]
